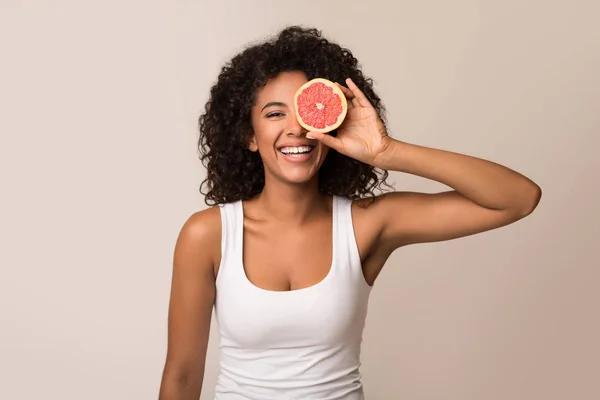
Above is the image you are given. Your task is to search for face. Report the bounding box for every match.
[249,71,330,185]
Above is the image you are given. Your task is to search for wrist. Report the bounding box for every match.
[372,138,408,171]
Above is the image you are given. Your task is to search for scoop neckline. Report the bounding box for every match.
[237,196,338,295]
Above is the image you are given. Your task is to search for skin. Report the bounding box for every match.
[158,71,542,398]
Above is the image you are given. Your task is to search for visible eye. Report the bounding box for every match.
[266,112,285,118]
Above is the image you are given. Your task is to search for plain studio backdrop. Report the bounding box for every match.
[1,1,598,399]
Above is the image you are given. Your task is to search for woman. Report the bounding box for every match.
[159,26,541,399]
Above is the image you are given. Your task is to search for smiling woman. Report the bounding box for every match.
[158,26,541,400]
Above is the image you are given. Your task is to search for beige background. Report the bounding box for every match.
[1,1,598,399]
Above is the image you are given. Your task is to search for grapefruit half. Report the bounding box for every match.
[294,78,348,133]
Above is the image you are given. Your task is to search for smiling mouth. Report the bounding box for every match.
[277,145,315,157]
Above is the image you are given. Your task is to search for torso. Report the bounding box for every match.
[212,195,373,398]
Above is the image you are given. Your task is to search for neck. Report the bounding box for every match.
[251,175,330,224]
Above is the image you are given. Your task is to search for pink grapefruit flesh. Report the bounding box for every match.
[294,78,348,133]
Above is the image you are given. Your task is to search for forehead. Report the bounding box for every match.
[255,71,308,104]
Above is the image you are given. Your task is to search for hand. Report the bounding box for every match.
[306,78,391,167]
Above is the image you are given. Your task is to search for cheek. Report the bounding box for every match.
[253,124,281,149]
[255,135,274,154]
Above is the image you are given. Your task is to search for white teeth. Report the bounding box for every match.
[280,146,312,155]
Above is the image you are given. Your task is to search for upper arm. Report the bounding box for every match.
[160,207,221,395]
[369,190,535,251]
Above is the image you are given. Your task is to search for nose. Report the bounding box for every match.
[286,114,308,137]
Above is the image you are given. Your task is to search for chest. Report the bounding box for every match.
[242,218,333,291]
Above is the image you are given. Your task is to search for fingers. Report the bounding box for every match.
[335,82,354,99]
[335,82,360,108]
[305,131,344,152]
[336,79,372,109]
[345,78,372,108]
[335,82,357,109]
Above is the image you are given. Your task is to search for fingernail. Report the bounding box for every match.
[306,133,314,139]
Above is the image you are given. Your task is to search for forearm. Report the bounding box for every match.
[375,139,541,214]
[158,371,203,400]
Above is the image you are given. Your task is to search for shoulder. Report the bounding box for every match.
[350,192,398,222]
[174,206,222,278]
[179,206,222,239]
[349,192,421,243]
[347,192,428,266]
[351,191,426,216]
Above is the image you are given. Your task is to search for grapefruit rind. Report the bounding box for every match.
[294,78,348,134]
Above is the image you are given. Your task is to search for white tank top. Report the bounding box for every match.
[213,195,372,400]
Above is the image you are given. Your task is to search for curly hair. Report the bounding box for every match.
[198,25,392,206]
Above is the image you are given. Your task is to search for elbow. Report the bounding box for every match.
[159,363,203,399]
[516,182,542,218]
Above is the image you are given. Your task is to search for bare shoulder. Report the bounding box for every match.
[349,192,453,284]
[175,206,222,278]
[350,191,439,254]
[180,206,221,239]
[350,193,409,240]
[351,192,400,228]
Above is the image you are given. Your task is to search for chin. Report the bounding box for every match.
[280,170,319,185]
[263,155,326,186]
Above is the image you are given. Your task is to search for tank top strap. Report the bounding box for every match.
[332,196,366,283]
[216,200,244,284]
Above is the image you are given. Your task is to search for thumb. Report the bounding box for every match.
[306,131,343,151]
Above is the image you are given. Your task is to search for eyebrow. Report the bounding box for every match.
[260,101,288,112]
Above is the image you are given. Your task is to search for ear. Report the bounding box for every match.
[247,132,258,152]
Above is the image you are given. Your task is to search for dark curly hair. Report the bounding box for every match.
[198,25,392,206]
